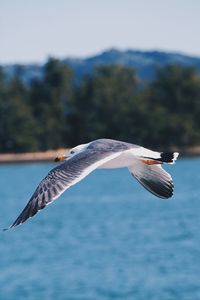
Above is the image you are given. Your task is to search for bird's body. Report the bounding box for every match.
[99,146,160,169]
[5,139,179,230]
[100,151,137,168]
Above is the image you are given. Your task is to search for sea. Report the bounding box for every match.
[0,158,199,300]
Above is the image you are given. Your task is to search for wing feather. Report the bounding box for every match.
[129,162,174,199]
[6,149,122,229]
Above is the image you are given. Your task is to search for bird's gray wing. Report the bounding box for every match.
[128,162,174,199]
[6,149,122,229]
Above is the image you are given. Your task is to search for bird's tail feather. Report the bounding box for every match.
[141,151,179,165]
[159,152,179,164]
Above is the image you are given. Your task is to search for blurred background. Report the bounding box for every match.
[1,0,200,153]
[1,1,200,300]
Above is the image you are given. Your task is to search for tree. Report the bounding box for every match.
[0,73,38,152]
[1,61,200,153]
[68,64,146,145]
[145,65,200,147]
[29,58,74,150]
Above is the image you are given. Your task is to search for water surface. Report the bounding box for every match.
[0,158,199,300]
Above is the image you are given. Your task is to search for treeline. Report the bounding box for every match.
[0,58,200,153]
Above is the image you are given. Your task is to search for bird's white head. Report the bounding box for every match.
[55,143,89,162]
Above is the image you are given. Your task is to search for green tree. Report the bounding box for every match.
[29,58,74,150]
[0,73,38,152]
[1,62,200,153]
[145,65,200,147]
[69,64,146,145]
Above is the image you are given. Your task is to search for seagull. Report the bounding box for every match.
[4,139,179,230]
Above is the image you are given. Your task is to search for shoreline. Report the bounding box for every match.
[0,146,200,164]
[0,149,67,164]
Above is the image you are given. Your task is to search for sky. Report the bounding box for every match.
[1,0,200,64]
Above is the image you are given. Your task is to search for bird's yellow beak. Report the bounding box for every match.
[54,155,68,162]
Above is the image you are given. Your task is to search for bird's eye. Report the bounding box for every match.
[71,150,75,154]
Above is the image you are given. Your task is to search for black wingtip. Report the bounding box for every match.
[160,152,179,164]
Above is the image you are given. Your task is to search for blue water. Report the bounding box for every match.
[0,158,200,300]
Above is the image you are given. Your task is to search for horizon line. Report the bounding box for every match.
[1,47,200,66]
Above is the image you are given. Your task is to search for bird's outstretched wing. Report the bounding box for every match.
[5,149,122,229]
[129,161,174,199]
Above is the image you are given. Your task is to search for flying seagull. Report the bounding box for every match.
[4,139,179,230]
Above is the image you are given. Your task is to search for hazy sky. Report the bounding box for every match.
[1,0,200,63]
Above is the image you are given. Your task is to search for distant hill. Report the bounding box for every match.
[2,48,200,84]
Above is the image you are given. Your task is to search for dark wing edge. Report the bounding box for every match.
[3,176,65,230]
[128,162,174,199]
[3,149,122,230]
